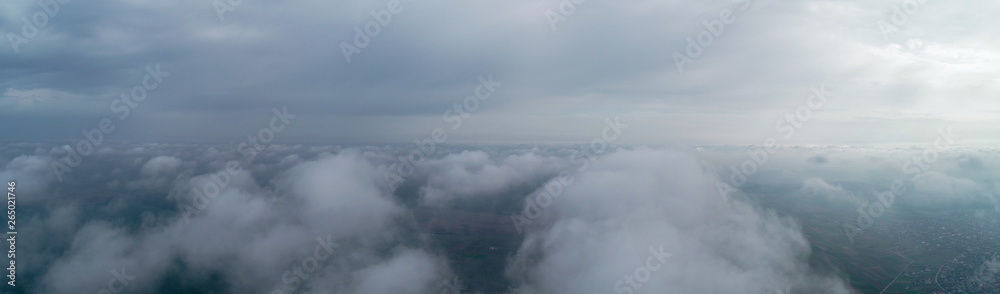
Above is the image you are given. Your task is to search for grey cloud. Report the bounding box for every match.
[808,155,828,164]
[2,0,998,144]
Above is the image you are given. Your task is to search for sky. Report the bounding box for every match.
[4,2,1000,293]
[3,0,999,145]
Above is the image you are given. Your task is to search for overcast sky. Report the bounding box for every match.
[2,0,998,145]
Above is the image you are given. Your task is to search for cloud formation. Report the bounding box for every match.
[4,142,999,293]
[506,149,854,293]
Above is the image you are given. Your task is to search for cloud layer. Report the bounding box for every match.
[2,0,999,144]
[3,142,999,293]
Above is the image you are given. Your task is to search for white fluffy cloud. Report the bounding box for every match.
[37,151,452,294]
[912,171,998,206]
[0,155,55,199]
[140,155,183,177]
[800,178,865,206]
[507,149,854,293]
[419,151,569,205]
[17,143,1000,293]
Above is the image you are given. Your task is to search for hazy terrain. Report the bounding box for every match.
[3,142,998,293]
